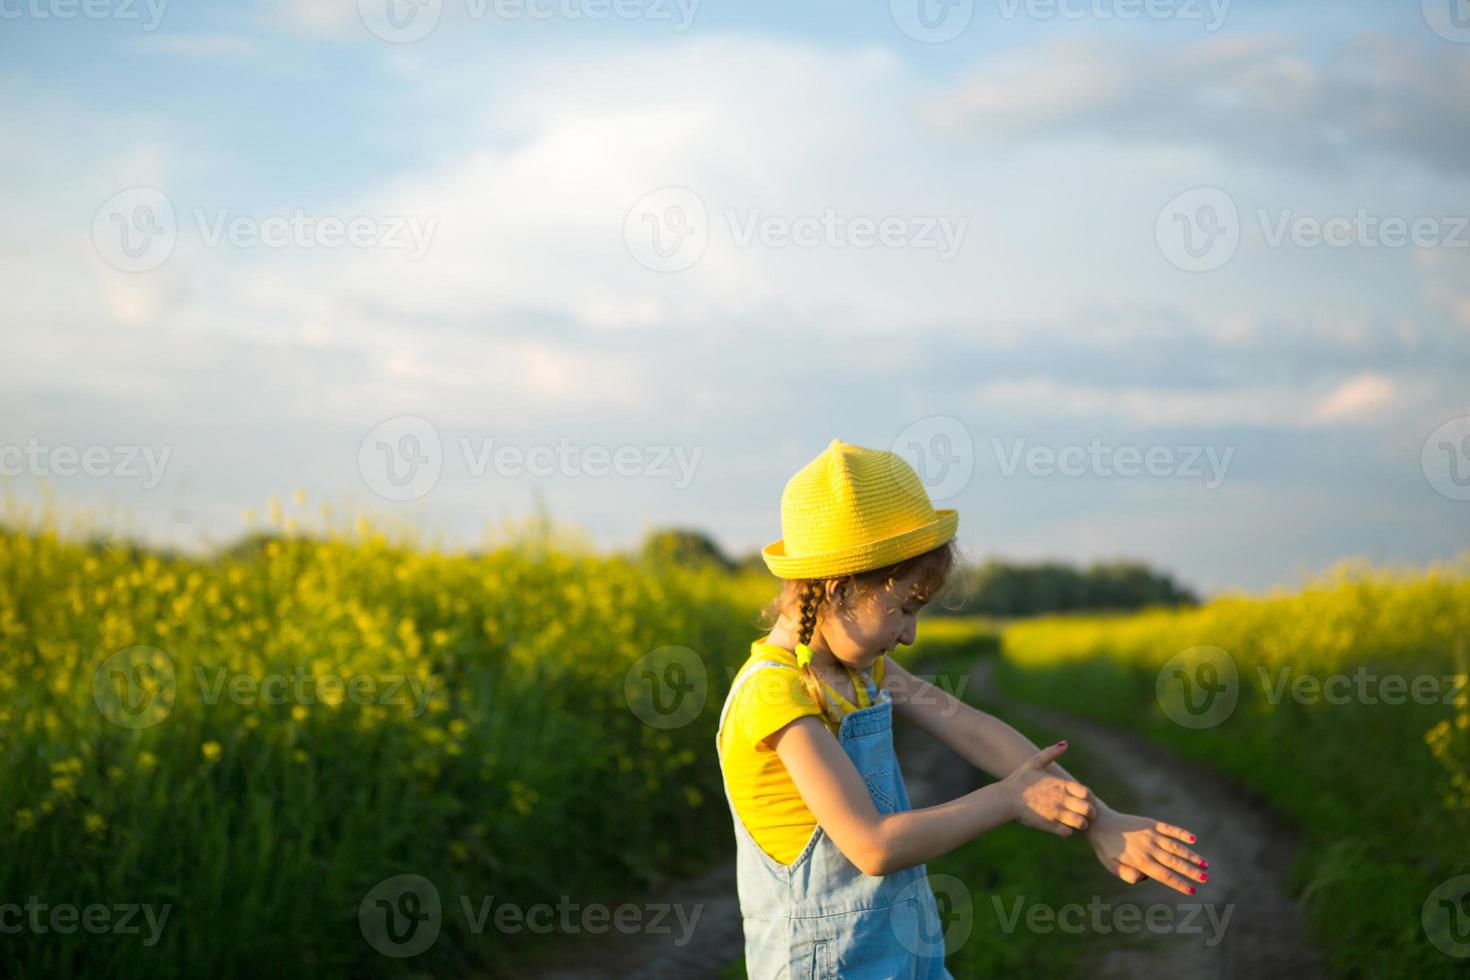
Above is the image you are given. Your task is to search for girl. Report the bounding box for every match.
[716,437,1211,978]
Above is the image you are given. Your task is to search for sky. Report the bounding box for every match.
[1,0,1468,597]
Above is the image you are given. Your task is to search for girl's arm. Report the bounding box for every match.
[769,715,1091,876]
[884,655,1077,783]
[883,657,1211,895]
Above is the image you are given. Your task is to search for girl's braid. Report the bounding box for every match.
[795,579,837,727]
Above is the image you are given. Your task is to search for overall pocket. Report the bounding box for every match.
[862,767,902,814]
[800,937,833,980]
[805,899,922,980]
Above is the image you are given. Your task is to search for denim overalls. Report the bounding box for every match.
[716,658,954,979]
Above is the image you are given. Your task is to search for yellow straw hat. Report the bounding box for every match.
[761,437,959,580]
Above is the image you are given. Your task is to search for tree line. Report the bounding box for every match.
[637,527,1199,615]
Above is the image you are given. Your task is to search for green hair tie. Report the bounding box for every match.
[795,642,814,668]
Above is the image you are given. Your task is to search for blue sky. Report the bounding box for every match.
[2,0,1468,596]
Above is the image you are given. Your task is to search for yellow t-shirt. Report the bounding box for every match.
[719,641,887,866]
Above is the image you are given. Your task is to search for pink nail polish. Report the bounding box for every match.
[1200,873,1208,882]
[1188,886,1196,895]
[1188,835,1196,843]
[1200,860,1208,868]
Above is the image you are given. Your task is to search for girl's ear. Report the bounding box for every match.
[826,576,852,610]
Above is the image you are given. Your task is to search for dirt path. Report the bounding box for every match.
[520,857,742,980]
[970,658,1323,979]
[521,654,1322,978]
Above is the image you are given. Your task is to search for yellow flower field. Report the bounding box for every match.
[0,497,772,978]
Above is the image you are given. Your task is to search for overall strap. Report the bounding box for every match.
[819,665,879,715]
[715,658,797,761]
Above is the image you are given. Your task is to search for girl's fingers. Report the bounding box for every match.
[1154,820,1198,845]
[1064,781,1090,799]
[1118,865,1147,885]
[1101,857,1136,883]
[1062,796,1096,821]
[1140,857,1197,896]
[1056,810,1089,832]
[1153,834,1207,868]
[1149,847,1208,884]
[1049,820,1074,838]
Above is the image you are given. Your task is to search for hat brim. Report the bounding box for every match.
[760,509,958,580]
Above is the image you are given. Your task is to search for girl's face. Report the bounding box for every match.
[822,570,928,670]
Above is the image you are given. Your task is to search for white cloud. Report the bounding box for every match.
[5,23,1469,592]
[973,372,1405,429]
[924,31,1470,176]
[3,34,1462,502]
[1310,372,1395,423]
[267,0,359,35]
[1419,251,1470,333]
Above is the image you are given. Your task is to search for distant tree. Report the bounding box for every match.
[1081,559,1197,609]
[639,527,735,571]
[82,533,186,564]
[944,557,1198,616]
[732,551,774,577]
[216,531,283,562]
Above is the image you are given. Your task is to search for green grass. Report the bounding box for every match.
[996,562,1470,979]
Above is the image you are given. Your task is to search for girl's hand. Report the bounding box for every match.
[1085,807,1209,896]
[1001,741,1096,837]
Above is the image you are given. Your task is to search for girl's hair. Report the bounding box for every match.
[755,539,963,727]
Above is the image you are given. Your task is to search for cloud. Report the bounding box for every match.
[1419,249,1470,333]
[5,25,1469,591]
[7,33,1461,441]
[267,0,360,36]
[252,38,989,338]
[923,31,1470,176]
[972,369,1408,430]
[1310,372,1395,423]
